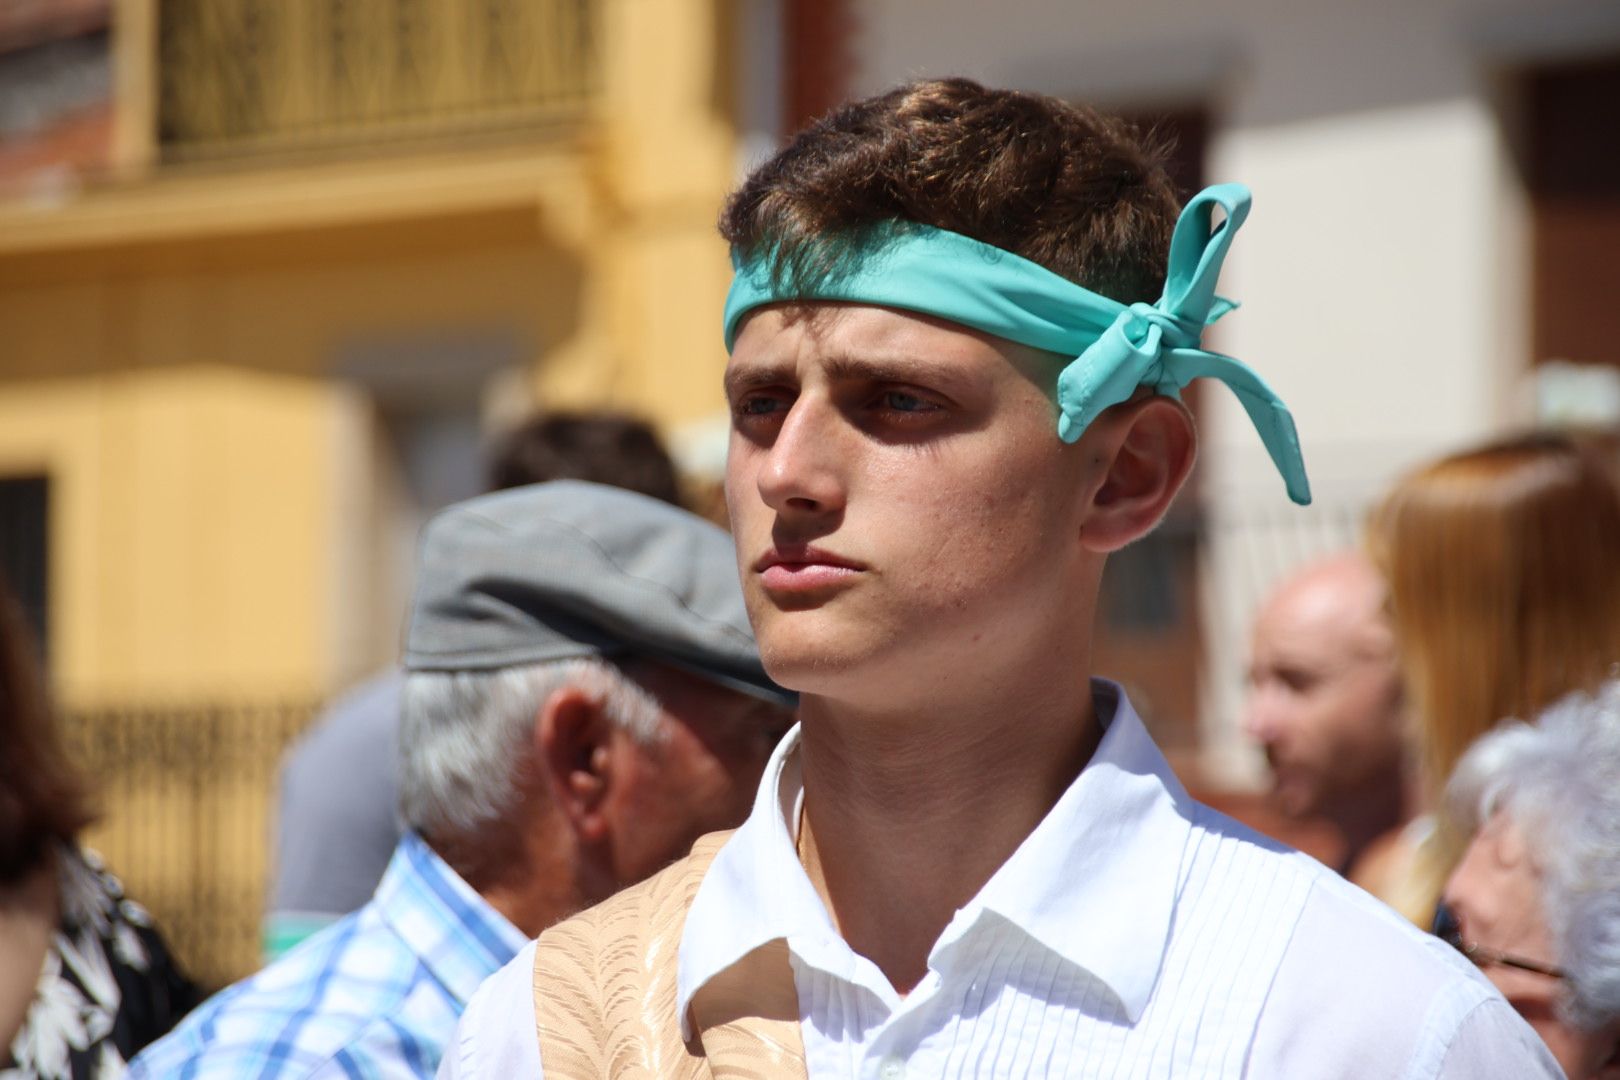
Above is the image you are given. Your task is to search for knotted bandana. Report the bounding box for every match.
[722,183,1311,505]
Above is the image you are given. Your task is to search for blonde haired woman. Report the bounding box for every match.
[1368,432,1620,926]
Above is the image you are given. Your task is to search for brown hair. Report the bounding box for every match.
[719,78,1180,304]
[485,412,681,506]
[1368,433,1620,920]
[0,573,95,883]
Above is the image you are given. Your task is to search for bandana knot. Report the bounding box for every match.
[1129,301,1204,351]
[1054,296,1235,443]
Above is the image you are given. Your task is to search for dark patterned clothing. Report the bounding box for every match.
[3,848,199,1079]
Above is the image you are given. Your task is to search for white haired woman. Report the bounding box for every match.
[1438,681,1620,1079]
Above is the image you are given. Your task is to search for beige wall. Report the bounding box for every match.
[0,0,742,704]
[0,367,334,703]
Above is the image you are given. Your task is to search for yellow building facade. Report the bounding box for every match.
[0,0,743,706]
[0,0,748,984]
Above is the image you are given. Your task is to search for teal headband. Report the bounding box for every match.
[723,183,1311,505]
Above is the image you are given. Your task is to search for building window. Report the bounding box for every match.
[0,474,49,663]
[1527,55,1620,369]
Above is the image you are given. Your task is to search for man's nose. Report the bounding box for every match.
[757,398,846,516]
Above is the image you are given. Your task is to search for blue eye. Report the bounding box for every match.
[882,391,933,412]
[735,396,784,417]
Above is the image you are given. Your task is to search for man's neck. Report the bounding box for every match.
[795,673,1102,996]
[432,820,583,940]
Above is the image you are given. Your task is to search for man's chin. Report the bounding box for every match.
[1271,778,1321,820]
[758,650,858,695]
[756,626,887,696]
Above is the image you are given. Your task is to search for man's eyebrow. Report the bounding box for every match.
[820,353,949,387]
[722,361,794,398]
[723,351,971,397]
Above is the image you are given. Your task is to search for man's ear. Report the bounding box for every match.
[1077,394,1196,553]
[535,686,615,844]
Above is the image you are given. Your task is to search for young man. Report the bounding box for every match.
[447,79,1559,1078]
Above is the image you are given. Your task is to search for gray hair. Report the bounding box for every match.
[1448,679,1620,1033]
[399,658,664,843]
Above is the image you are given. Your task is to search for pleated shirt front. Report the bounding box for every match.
[672,681,1559,1080]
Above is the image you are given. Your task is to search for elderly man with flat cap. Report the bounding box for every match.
[130,481,793,1079]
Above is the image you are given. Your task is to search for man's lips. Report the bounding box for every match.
[753,546,865,593]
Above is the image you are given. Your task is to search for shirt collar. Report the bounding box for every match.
[676,680,1196,1031]
[373,831,528,1007]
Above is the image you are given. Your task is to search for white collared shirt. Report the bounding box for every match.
[443,682,1560,1079]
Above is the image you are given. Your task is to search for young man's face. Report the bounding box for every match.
[723,303,1098,702]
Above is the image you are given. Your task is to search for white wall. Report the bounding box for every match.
[848,0,1620,780]
[734,0,786,178]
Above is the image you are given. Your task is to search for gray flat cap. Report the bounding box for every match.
[404,481,786,704]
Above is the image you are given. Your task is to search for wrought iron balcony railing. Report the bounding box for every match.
[157,0,596,164]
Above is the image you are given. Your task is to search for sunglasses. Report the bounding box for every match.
[1433,901,1568,980]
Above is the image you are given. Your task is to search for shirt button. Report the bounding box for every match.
[878,1057,905,1080]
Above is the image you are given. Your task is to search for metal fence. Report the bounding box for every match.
[58,699,320,991]
[157,0,598,163]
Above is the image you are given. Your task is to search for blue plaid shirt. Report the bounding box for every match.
[129,832,525,1079]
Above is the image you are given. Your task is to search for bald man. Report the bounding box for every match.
[1245,554,1413,884]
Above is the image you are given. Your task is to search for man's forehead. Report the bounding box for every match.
[726,302,1058,387]
[1255,578,1394,663]
[1271,561,1386,622]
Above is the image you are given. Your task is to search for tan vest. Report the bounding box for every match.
[532,831,808,1079]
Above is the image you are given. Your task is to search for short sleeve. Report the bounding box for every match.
[438,941,544,1079]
